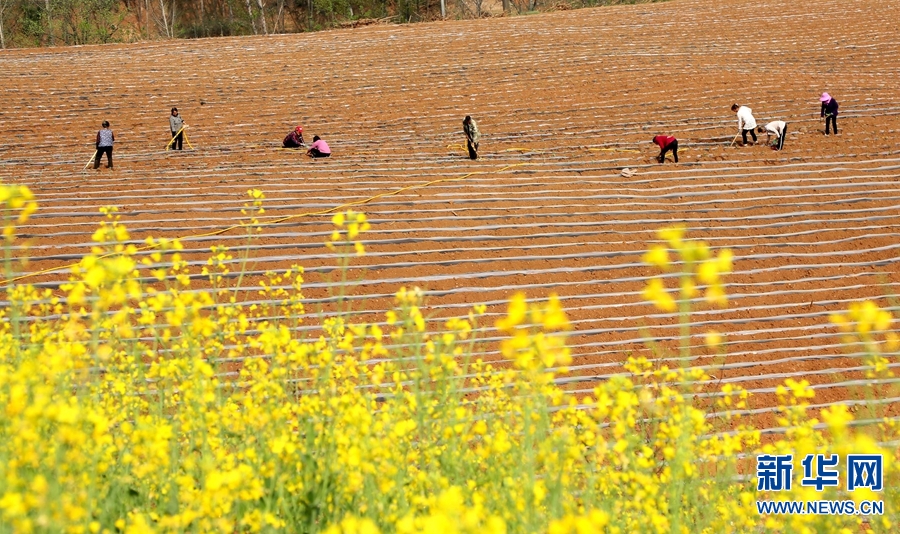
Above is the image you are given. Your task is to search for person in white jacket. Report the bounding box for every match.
[758,120,787,151]
[731,103,758,146]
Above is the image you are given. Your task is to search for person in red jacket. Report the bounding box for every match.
[652,135,678,164]
[283,125,305,148]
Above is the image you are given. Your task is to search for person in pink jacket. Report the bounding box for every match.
[307,136,331,158]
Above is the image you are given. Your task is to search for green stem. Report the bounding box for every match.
[678,272,692,365]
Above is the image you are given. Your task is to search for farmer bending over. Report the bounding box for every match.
[758,120,787,150]
[652,135,679,163]
[283,125,305,148]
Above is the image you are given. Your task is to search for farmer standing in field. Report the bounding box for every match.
[758,120,787,150]
[651,135,678,163]
[94,120,115,169]
[731,103,758,146]
[820,92,839,135]
[169,107,185,150]
[463,116,479,160]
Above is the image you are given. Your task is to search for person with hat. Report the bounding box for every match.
[820,93,839,136]
[283,125,305,148]
[94,120,115,169]
[169,107,185,150]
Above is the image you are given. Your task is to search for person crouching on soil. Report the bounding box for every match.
[758,120,787,150]
[820,92,839,136]
[652,135,678,163]
[307,136,331,158]
[94,120,115,169]
[731,103,757,146]
[463,115,479,160]
[283,125,305,148]
[169,107,185,150]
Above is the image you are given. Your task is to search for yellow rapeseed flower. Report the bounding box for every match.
[496,292,528,332]
[658,225,686,249]
[704,330,722,349]
[643,245,670,270]
[642,279,676,312]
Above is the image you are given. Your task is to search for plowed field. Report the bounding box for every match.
[2,0,900,429]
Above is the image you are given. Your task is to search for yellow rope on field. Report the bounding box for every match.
[183,130,195,150]
[1,162,530,286]
[448,144,648,156]
[165,126,184,150]
[166,126,194,150]
[588,147,641,154]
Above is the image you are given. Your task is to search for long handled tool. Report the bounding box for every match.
[729,131,741,147]
[82,149,98,171]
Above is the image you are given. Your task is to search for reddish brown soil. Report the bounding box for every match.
[2,0,900,429]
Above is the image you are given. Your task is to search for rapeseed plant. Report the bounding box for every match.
[0,185,896,533]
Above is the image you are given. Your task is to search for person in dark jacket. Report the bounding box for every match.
[820,93,839,136]
[463,116,479,160]
[283,125,305,148]
[169,107,184,150]
[652,135,678,163]
[94,120,114,169]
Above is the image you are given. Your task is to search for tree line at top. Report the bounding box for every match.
[0,0,659,48]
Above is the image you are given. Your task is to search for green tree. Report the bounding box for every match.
[55,0,124,44]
